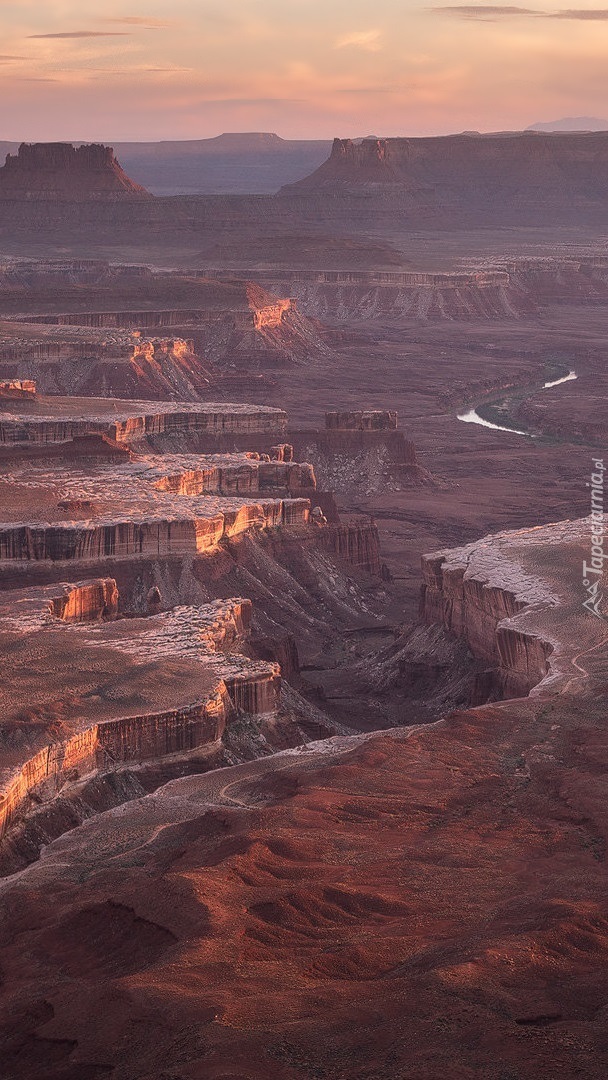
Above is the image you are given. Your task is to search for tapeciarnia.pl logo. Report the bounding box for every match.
[582,457,606,619]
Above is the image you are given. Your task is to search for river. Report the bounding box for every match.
[457,370,577,436]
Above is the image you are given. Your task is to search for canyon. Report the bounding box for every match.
[0,139,607,1080]
[1,514,607,1079]
[0,262,328,396]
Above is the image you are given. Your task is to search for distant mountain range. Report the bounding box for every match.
[527,117,608,132]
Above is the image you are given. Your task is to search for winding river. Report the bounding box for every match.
[457,369,577,437]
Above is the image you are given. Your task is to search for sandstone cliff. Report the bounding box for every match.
[0,398,288,446]
[0,592,283,844]
[420,518,606,698]
[0,143,151,200]
[281,132,608,222]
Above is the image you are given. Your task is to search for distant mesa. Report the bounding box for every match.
[205,132,286,150]
[281,132,608,213]
[0,142,151,200]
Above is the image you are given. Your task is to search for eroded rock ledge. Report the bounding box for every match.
[420,518,607,698]
[0,584,282,847]
[0,447,314,562]
[0,391,390,873]
[0,396,287,445]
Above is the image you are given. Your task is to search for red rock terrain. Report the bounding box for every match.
[0,143,150,200]
[0,261,329,394]
[2,138,608,1080]
[0,391,397,881]
[1,509,607,1078]
[282,132,608,223]
[2,699,608,1078]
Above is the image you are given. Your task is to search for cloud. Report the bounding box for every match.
[430,5,538,18]
[335,29,383,51]
[0,55,30,61]
[550,8,608,17]
[432,4,608,18]
[27,31,131,39]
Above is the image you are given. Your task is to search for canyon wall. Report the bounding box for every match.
[420,549,552,698]
[289,428,424,495]
[0,402,288,446]
[283,133,608,214]
[0,379,36,399]
[419,522,602,701]
[0,593,284,842]
[320,521,381,576]
[14,306,295,329]
[0,690,230,842]
[51,577,119,622]
[0,499,311,562]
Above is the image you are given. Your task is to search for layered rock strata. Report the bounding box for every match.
[14,303,296,330]
[0,396,287,445]
[0,391,389,874]
[0,588,279,842]
[421,518,607,698]
[0,335,215,401]
[325,409,398,431]
[282,132,608,217]
[0,451,313,562]
[0,379,36,399]
[290,427,424,495]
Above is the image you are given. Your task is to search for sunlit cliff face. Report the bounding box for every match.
[1,0,608,139]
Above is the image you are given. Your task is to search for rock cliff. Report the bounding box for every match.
[0,262,329,382]
[0,397,287,446]
[0,387,394,879]
[281,132,608,222]
[289,427,425,496]
[0,379,36,399]
[325,409,397,431]
[287,131,608,192]
[0,447,314,562]
[0,143,151,200]
[0,591,283,845]
[420,518,606,698]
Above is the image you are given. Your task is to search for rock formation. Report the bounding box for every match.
[0,448,313,562]
[0,388,394,875]
[282,132,608,218]
[0,589,281,846]
[0,260,329,392]
[289,423,425,497]
[420,518,605,698]
[0,397,288,446]
[325,409,397,431]
[0,143,151,200]
[0,379,36,399]
[220,266,533,322]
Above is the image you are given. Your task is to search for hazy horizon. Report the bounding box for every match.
[3,123,608,147]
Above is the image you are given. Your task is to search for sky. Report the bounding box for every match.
[2,0,608,141]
